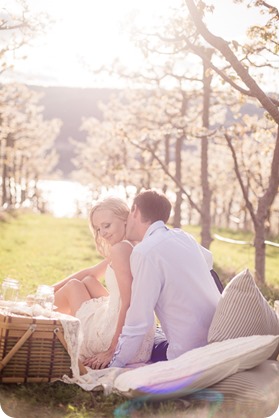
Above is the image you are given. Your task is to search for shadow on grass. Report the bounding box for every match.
[0,382,221,418]
[0,381,271,418]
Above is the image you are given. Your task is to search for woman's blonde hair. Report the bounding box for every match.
[89,197,129,257]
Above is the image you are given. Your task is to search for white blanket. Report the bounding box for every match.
[2,303,278,398]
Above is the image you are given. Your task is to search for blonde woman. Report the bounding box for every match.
[53,197,154,369]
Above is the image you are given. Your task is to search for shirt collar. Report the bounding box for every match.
[143,220,168,239]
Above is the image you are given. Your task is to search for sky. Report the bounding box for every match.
[2,0,277,89]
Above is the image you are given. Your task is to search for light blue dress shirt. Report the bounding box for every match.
[109,221,221,367]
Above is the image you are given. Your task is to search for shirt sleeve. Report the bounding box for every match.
[109,248,161,368]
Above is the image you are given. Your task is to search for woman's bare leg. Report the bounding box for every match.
[82,275,108,299]
[55,276,109,315]
[55,279,91,315]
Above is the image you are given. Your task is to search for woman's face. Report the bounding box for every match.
[92,209,126,246]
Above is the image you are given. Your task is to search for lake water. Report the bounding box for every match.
[37,180,137,218]
[38,180,91,217]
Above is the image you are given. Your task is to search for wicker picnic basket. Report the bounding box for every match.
[0,311,86,383]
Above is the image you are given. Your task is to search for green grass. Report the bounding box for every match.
[0,211,102,297]
[0,211,278,417]
[185,225,279,300]
[212,227,279,286]
[0,213,278,298]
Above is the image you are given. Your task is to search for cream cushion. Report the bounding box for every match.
[208,269,279,359]
[113,334,279,399]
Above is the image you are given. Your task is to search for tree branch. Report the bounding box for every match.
[184,0,279,122]
[128,136,202,214]
[224,133,257,226]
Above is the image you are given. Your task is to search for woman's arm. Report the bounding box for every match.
[52,259,109,293]
[83,242,133,369]
[107,242,133,351]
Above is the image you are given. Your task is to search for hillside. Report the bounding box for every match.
[30,85,264,179]
[31,85,116,178]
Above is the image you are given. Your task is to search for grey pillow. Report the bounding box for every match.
[208,269,279,359]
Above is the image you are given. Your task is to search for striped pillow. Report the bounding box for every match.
[191,360,279,417]
[208,269,279,359]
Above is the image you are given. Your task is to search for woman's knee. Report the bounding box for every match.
[82,275,96,287]
[82,275,108,298]
[65,278,86,293]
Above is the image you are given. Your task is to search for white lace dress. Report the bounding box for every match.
[76,263,155,364]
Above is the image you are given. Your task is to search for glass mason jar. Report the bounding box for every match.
[35,285,54,311]
[1,278,20,301]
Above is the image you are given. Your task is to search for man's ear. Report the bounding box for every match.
[131,204,139,218]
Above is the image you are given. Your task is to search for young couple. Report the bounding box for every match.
[53,189,221,370]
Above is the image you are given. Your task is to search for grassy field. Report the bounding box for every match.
[0,211,278,418]
[0,211,278,298]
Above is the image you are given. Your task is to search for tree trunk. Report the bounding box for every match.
[254,220,266,285]
[173,189,183,227]
[173,134,183,227]
[200,51,213,248]
[163,134,170,194]
[173,92,188,227]
[1,162,8,206]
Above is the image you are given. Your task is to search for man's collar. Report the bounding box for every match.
[143,220,168,239]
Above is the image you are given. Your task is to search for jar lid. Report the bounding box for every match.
[2,277,20,286]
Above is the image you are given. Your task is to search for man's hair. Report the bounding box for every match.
[132,189,171,223]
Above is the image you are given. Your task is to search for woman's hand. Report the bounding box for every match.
[83,349,114,369]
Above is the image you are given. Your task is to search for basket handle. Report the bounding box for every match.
[54,327,87,376]
[0,324,37,371]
